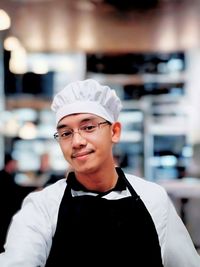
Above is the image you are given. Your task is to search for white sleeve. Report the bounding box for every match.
[163,198,200,267]
[0,191,54,267]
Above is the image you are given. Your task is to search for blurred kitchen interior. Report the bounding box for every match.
[1,0,200,250]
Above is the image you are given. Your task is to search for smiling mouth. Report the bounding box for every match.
[71,150,94,159]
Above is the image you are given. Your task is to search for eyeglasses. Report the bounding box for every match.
[54,121,111,142]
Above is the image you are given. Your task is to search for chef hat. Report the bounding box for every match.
[51,79,123,124]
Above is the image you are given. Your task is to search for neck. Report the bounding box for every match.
[74,166,119,193]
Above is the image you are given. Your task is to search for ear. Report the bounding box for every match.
[111,122,121,144]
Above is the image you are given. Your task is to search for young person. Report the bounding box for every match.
[0,79,199,266]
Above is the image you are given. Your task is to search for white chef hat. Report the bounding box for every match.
[51,79,123,124]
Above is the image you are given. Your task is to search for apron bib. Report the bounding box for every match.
[45,168,163,267]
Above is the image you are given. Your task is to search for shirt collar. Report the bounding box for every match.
[66,168,126,194]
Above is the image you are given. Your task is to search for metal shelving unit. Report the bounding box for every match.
[86,51,190,180]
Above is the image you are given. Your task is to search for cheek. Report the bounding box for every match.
[59,143,71,159]
[91,132,111,144]
[95,133,114,153]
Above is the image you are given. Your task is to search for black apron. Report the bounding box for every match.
[45,167,163,267]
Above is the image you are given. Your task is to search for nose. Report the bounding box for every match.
[71,131,87,148]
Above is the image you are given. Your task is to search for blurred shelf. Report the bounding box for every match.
[86,72,187,85]
[5,96,51,110]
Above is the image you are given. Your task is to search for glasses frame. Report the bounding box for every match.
[53,121,111,142]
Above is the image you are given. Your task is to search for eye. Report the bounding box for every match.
[81,124,97,132]
[60,130,73,138]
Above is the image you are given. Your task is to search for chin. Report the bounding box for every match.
[75,164,98,175]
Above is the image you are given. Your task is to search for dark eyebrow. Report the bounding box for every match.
[56,124,69,130]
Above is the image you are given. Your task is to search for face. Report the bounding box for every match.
[56,113,121,175]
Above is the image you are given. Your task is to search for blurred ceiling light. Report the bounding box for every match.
[4,118,20,137]
[18,122,37,139]
[77,33,96,51]
[24,30,45,51]
[0,9,11,31]
[9,45,28,74]
[31,61,49,74]
[4,36,21,51]
[48,27,70,51]
[76,17,96,50]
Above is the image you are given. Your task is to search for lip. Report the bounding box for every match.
[71,150,94,159]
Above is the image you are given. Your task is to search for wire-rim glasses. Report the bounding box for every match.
[54,121,111,142]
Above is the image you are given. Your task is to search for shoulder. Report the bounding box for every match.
[24,178,67,205]
[125,173,168,205]
[20,178,67,224]
[12,179,67,235]
[125,173,167,201]
[125,173,170,236]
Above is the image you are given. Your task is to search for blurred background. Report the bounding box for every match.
[0,0,200,252]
